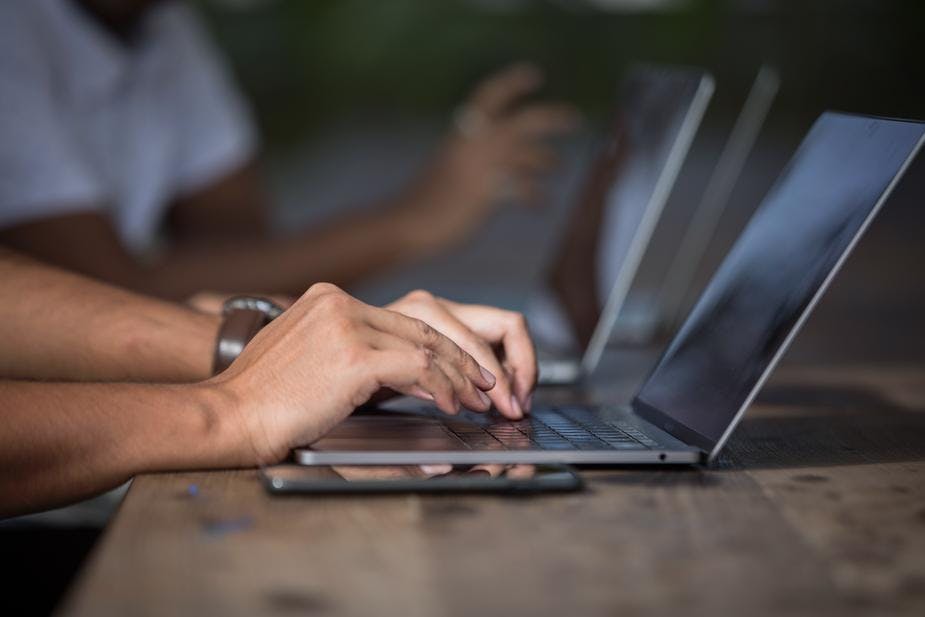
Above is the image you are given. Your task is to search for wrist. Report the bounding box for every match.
[109,307,221,383]
[183,378,266,469]
[119,380,255,475]
[388,191,465,257]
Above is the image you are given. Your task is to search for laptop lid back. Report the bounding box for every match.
[631,113,925,460]
[532,65,713,370]
[657,65,780,331]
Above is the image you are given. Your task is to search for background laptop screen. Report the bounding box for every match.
[531,66,709,352]
[634,113,925,450]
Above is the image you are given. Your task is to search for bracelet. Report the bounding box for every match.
[212,296,284,375]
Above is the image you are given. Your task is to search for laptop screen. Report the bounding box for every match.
[634,113,925,454]
[530,66,711,354]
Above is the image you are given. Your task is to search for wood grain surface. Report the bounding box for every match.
[58,362,925,617]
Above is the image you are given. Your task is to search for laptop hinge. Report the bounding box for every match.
[630,397,716,453]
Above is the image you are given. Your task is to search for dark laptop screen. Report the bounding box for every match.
[634,113,925,452]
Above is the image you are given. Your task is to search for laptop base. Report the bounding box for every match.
[293,404,703,466]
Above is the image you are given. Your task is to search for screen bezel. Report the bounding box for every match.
[629,113,925,461]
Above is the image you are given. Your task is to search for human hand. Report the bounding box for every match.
[395,63,579,253]
[212,284,497,465]
[386,290,536,419]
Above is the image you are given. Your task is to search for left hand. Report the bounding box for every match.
[386,290,536,419]
[391,63,579,255]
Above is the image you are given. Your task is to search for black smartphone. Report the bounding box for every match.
[261,464,582,495]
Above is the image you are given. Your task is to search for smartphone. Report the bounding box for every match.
[261,464,583,495]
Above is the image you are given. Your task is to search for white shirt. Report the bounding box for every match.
[0,0,257,254]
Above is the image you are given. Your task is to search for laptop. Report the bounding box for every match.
[529,64,714,385]
[616,65,781,345]
[295,112,925,466]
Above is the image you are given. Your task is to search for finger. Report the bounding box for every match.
[431,351,493,413]
[467,63,544,119]
[506,144,560,175]
[504,105,580,139]
[498,312,538,410]
[391,300,523,419]
[440,302,537,411]
[334,466,413,481]
[366,308,495,392]
[469,464,508,478]
[364,330,456,410]
[364,330,490,414]
[367,318,494,412]
[419,464,454,477]
[369,347,459,415]
[505,464,537,479]
[438,320,523,420]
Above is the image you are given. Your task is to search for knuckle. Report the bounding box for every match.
[305,282,341,297]
[457,344,477,367]
[323,314,362,347]
[405,289,435,305]
[413,347,433,372]
[327,314,357,339]
[339,338,368,367]
[508,311,528,329]
[413,318,437,342]
[316,290,352,314]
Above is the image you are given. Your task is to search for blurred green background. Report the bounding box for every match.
[198,0,925,148]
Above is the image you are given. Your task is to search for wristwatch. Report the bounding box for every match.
[212,296,285,375]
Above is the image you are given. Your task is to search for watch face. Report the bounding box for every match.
[223,296,285,320]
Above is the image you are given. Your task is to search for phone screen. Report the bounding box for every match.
[261,464,582,494]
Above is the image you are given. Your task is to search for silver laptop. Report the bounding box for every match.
[615,65,781,345]
[296,113,925,466]
[530,64,714,385]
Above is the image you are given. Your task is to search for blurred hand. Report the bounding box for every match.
[386,289,536,419]
[395,63,579,253]
[214,283,497,465]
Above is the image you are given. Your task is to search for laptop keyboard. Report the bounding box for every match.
[437,406,658,451]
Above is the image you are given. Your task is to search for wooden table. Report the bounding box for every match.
[58,358,925,617]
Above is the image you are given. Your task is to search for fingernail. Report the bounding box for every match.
[479,366,496,388]
[510,394,524,419]
[411,387,434,401]
[522,392,533,413]
[477,390,492,410]
[420,464,453,476]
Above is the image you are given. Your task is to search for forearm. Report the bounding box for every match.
[0,251,219,382]
[0,380,247,518]
[142,205,427,298]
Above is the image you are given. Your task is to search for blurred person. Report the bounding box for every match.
[0,0,577,299]
[0,248,537,517]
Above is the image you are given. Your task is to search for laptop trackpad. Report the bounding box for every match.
[310,410,470,452]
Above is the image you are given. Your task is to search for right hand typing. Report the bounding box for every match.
[212,283,497,465]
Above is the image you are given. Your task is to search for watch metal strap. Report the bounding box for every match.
[213,308,267,375]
